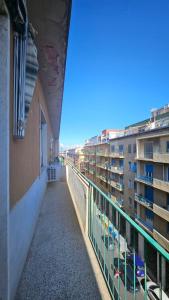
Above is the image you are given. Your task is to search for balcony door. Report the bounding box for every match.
[145,186,154,203]
[144,142,153,159]
[145,164,153,178]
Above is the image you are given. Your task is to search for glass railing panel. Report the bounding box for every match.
[66,163,169,300]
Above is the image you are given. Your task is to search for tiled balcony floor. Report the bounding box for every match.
[16,167,101,300]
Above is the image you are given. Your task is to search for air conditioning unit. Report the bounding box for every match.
[47,165,57,182]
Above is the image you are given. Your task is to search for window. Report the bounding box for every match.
[40,111,47,169]
[132,162,137,173]
[128,179,132,189]
[166,141,169,153]
[119,159,124,168]
[134,181,137,192]
[119,144,124,153]
[111,145,115,152]
[167,194,169,210]
[166,166,169,181]
[133,144,136,153]
[145,164,153,178]
[13,31,38,138]
[145,209,154,220]
[111,159,115,165]
[128,161,132,170]
[128,144,132,153]
[129,197,132,204]
[111,187,115,194]
[144,142,153,159]
[167,222,169,234]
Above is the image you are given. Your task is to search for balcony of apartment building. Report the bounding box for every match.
[135,193,154,210]
[135,205,154,235]
[2,160,167,299]
[52,163,169,299]
[96,160,109,170]
[109,144,125,158]
[108,159,124,175]
[136,160,169,193]
[96,150,109,157]
[109,179,124,192]
[136,134,169,164]
[110,194,124,208]
[109,151,124,158]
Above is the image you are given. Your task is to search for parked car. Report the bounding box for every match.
[111,258,140,293]
[122,252,145,277]
[140,279,169,300]
[111,258,124,271]
[101,235,114,250]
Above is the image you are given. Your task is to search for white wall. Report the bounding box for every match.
[0,6,10,300]
[9,170,47,300]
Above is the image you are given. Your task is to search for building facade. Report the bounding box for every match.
[0,1,71,299]
[77,107,169,292]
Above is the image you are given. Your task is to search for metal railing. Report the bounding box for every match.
[135,193,153,208]
[66,162,169,300]
[136,175,153,184]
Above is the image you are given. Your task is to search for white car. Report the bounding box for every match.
[146,281,169,300]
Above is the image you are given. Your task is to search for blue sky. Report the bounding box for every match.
[60,0,169,147]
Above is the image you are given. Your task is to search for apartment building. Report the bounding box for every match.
[0,1,71,298]
[81,107,169,291]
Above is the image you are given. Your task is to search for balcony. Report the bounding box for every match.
[111,195,124,208]
[135,175,153,185]
[89,169,95,175]
[134,193,153,209]
[16,166,103,300]
[153,152,169,163]
[97,162,109,170]
[135,215,153,233]
[153,203,169,222]
[96,151,109,157]
[109,166,124,174]
[137,151,169,164]
[99,175,107,183]
[136,152,153,161]
[153,178,169,193]
[153,230,169,252]
[109,180,124,191]
[109,151,124,158]
[89,160,96,165]
[16,163,169,300]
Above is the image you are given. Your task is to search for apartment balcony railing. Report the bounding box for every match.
[153,203,169,222]
[135,215,153,232]
[111,195,124,208]
[99,175,108,183]
[89,160,96,165]
[96,151,109,157]
[109,166,124,174]
[153,178,169,193]
[137,151,169,163]
[153,229,169,252]
[109,179,124,191]
[66,163,169,299]
[97,162,109,170]
[109,151,124,158]
[135,175,153,185]
[134,193,153,209]
[89,169,95,175]
[153,152,169,163]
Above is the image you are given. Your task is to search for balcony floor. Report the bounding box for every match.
[16,167,101,300]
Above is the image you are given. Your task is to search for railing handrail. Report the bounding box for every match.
[66,161,169,261]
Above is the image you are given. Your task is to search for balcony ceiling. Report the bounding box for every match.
[27,0,71,140]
